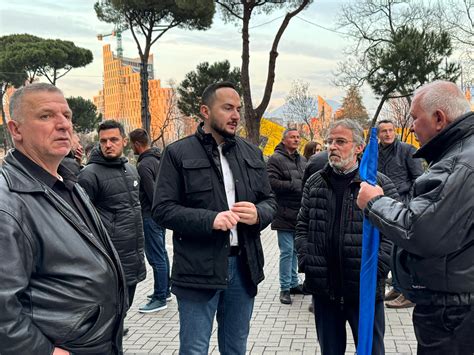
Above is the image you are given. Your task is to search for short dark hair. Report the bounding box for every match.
[98,119,125,136]
[201,81,238,107]
[129,128,150,146]
[282,128,299,139]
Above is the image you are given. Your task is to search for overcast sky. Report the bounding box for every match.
[0,0,382,113]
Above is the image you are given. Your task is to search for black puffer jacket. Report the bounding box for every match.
[295,164,399,303]
[153,124,276,296]
[267,143,306,231]
[378,139,424,203]
[78,148,146,286]
[136,147,161,218]
[0,151,126,354]
[366,112,474,305]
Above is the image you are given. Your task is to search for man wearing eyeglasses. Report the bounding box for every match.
[295,119,398,355]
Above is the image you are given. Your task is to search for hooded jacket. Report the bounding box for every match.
[0,151,126,354]
[266,142,307,231]
[78,147,146,286]
[136,147,161,218]
[365,112,474,305]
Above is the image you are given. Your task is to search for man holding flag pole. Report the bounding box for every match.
[357,80,474,354]
[296,119,398,355]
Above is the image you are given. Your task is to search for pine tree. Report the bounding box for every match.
[338,85,369,128]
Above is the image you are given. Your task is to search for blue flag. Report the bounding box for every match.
[357,127,380,355]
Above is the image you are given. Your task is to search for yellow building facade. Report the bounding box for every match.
[93,45,173,142]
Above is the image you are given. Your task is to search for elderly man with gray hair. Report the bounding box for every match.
[296,119,398,354]
[0,83,126,355]
[358,80,474,354]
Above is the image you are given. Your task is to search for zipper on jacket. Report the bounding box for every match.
[120,166,141,280]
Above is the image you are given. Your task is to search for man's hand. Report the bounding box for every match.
[231,201,259,225]
[74,145,84,165]
[357,182,384,210]
[213,211,240,231]
[53,347,70,355]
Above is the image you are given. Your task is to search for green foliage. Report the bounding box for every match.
[177,60,241,120]
[338,85,369,128]
[94,0,215,133]
[66,97,102,134]
[0,34,93,85]
[366,26,460,98]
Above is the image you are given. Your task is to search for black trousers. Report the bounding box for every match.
[313,296,385,355]
[413,304,474,355]
[127,284,137,310]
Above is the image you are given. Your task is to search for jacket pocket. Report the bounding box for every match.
[244,158,266,191]
[182,159,212,194]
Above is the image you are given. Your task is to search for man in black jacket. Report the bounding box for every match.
[376,118,424,308]
[130,128,170,313]
[153,82,276,355]
[296,119,398,355]
[358,80,474,354]
[78,120,146,314]
[267,128,307,304]
[0,83,126,355]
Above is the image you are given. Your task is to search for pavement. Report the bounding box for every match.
[123,227,418,354]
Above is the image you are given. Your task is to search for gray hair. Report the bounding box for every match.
[9,83,63,121]
[327,119,365,146]
[414,80,470,122]
[376,118,397,128]
[282,128,299,139]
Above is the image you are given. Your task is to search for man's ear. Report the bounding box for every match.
[355,143,365,155]
[7,120,21,142]
[434,109,449,131]
[123,137,128,146]
[200,104,209,121]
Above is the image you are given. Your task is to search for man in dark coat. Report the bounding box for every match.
[0,83,126,355]
[78,120,146,314]
[358,80,474,354]
[130,128,171,314]
[153,82,276,354]
[296,119,399,355]
[267,128,307,304]
[376,118,424,308]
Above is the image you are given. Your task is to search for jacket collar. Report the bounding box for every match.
[2,150,54,193]
[195,122,236,152]
[413,111,473,164]
[274,142,300,160]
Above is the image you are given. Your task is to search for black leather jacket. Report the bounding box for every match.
[366,112,474,305]
[78,148,146,286]
[153,124,276,296]
[296,165,399,303]
[0,151,126,354]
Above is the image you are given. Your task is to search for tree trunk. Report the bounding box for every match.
[140,54,151,134]
[0,87,13,150]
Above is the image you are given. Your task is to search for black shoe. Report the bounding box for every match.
[290,285,306,295]
[279,290,291,304]
[123,327,129,337]
[308,303,314,313]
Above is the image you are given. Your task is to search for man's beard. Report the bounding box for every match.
[328,147,356,171]
[210,119,236,139]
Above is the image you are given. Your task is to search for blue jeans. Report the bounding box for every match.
[143,217,170,301]
[277,230,299,291]
[177,256,255,355]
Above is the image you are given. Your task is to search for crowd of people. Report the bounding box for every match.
[0,80,472,355]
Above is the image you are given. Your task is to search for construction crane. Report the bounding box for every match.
[97,27,124,59]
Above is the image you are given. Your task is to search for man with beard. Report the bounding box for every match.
[357,80,474,354]
[295,119,398,355]
[78,120,146,321]
[153,82,276,354]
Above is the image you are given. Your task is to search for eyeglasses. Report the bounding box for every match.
[324,138,353,147]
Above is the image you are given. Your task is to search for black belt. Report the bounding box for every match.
[229,246,241,256]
